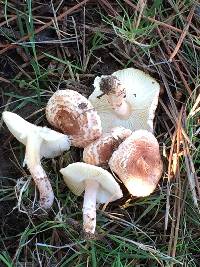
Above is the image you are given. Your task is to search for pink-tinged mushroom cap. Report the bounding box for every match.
[46,89,102,147]
[83,127,132,166]
[109,130,163,197]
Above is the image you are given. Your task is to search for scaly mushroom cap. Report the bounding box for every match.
[109,130,163,197]
[83,127,132,166]
[60,162,123,203]
[89,68,160,133]
[46,89,102,147]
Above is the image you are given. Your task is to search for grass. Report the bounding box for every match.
[0,0,200,266]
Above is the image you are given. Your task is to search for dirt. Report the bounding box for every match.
[0,1,199,265]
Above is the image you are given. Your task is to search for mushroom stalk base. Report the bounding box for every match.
[25,133,54,209]
[83,179,99,234]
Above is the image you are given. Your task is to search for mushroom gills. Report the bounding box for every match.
[89,68,160,133]
[60,162,123,235]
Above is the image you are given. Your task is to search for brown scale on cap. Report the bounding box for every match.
[55,108,80,135]
[46,90,102,147]
[99,76,122,95]
[125,140,160,181]
[83,127,132,166]
[109,130,163,197]
[98,76,126,110]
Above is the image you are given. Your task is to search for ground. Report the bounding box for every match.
[0,1,200,266]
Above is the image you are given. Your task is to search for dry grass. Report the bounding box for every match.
[0,1,199,266]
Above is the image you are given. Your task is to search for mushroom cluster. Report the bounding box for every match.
[2,67,163,236]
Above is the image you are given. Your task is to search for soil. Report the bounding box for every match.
[0,1,199,265]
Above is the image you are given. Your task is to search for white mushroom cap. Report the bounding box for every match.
[46,89,102,148]
[83,127,132,166]
[38,126,71,158]
[89,68,160,133]
[2,111,34,145]
[2,111,71,158]
[109,130,163,197]
[2,111,71,209]
[60,162,123,203]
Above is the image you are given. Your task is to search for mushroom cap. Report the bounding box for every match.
[46,89,102,147]
[60,162,123,203]
[2,111,35,145]
[83,127,132,166]
[109,130,163,197]
[2,111,71,158]
[39,127,71,158]
[89,68,160,133]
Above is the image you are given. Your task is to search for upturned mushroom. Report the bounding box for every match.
[2,111,71,209]
[89,68,160,133]
[109,130,163,197]
[46,89,102,147]
[83,126,132,166]
[60,162,123,235]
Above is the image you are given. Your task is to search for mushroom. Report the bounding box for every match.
[46,89,102,147]
[83,126,132,166]
[60,162,123,235]
[2,111,71,209]
[109,130,163,197]
[89,68,160,133]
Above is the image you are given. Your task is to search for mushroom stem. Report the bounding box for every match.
[101,77,131,118]
[25,133,54,209]
[113,100,131,119]
[82,179,99,234]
